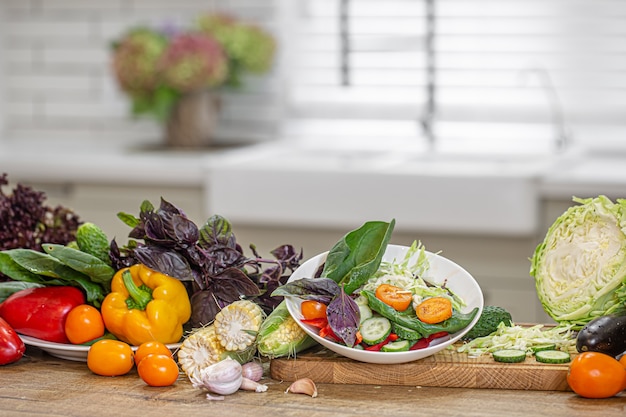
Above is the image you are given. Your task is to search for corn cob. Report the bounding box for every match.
[213,299,265,351]
[177,325,227,380]
[256,300,318,358]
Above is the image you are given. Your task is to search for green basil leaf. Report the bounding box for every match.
[321,219,395,294]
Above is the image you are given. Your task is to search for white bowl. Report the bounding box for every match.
[285,244,484,364]
[20,335,181,362]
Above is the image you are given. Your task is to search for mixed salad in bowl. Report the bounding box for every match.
[275,220,483,364]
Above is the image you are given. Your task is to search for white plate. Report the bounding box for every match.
[285,244,484,364]
[20,335,181,362]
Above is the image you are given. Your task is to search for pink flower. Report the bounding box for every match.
[158,33,229,92]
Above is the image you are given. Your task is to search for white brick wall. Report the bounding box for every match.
[0,0,280,146]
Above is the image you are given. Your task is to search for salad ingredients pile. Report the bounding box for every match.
[274,221,479,353]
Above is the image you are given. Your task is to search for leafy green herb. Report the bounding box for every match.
[322,219,395,294]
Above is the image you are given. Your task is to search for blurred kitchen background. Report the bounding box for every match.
[1,0,625,323]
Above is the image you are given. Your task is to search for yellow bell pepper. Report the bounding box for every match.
[101,264,191,346]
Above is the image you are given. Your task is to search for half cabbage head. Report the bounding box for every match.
[530,195,626,328]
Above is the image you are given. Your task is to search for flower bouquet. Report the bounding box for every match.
[111,13,276,147]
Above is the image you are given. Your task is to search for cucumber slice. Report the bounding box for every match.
[535,350,571,364]
[360,316,392,345]
[391,322,422,340]
[381,339,410,352]
[530,343,556,353]
[492,349,526,363]
[358,304,373,324]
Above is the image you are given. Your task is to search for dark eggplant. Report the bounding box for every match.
[576,314,626,358]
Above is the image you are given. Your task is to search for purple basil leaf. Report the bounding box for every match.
[190,290,221,326]
[326,288,360,347]
[213,267,261,297]
[134,245,195,281]
[271,277,340,304]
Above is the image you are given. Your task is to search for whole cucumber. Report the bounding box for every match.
[576,314,626,358]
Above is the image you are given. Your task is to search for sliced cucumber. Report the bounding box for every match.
[358,304,373,324]
[360,316,392,345]
[535,350,571,364]
[492,349,527,363]
[530,343,556,353]
[381,339,410,352]
[391,322,422,340]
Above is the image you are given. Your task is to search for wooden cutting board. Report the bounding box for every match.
[270,345,573,391]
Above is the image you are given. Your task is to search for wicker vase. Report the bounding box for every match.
[165,90,220,149]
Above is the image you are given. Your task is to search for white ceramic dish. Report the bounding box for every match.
[285,244,484,364]
[20,335,181,362]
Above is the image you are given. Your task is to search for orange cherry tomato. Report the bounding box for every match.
[301,300,328,320]
[375,284,413,311]
[64,304,105,345]
[415,296,453,324]
[137,353,180,387]
[567,351,626,398]
[134,340,172,366]
[87,339,134,377]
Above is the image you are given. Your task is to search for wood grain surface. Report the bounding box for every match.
[1,346,625,417]
[270,346,572,391]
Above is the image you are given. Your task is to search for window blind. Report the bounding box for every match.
[280,0,626,154]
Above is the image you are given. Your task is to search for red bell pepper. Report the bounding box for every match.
[0,317,25,365]
[0,286,85,344]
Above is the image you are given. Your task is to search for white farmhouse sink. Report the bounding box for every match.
[205,144,548,236]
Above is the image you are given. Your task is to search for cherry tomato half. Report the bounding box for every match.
[567,351,626,398]
[137,353,180,387]
[375,284,413,311]
[64,304,105,345]
[87,339,134,377]
[134,340,172,366]
[300,300,327,320]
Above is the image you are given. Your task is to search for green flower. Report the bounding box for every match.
[111,28,168,97]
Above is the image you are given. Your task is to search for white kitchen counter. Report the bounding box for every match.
[1,138,623,237]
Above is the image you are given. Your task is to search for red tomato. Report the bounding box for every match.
[300,300,327,320]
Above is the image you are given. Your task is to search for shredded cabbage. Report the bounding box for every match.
[361,240,465,311]
[530,195,626,328]
[457,322,577,358]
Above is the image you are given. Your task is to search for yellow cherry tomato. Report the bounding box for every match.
[137,353,180,387]
[134,340,172,366]
[87,339,134,377]
[64,304,105,345]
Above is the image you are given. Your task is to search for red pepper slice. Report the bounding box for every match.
[318,323,341,342]
[301,318,328,329]
[364,333,399,351]
[409,331,450,351]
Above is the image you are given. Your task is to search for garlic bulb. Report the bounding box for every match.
[191,357,243,396]
[188,357,269,400]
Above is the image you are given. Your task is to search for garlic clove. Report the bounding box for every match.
[241,361,264,382]
[240,377,268,393]
[285,378,318,398]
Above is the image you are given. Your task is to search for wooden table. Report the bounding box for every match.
[1,346,624,417]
